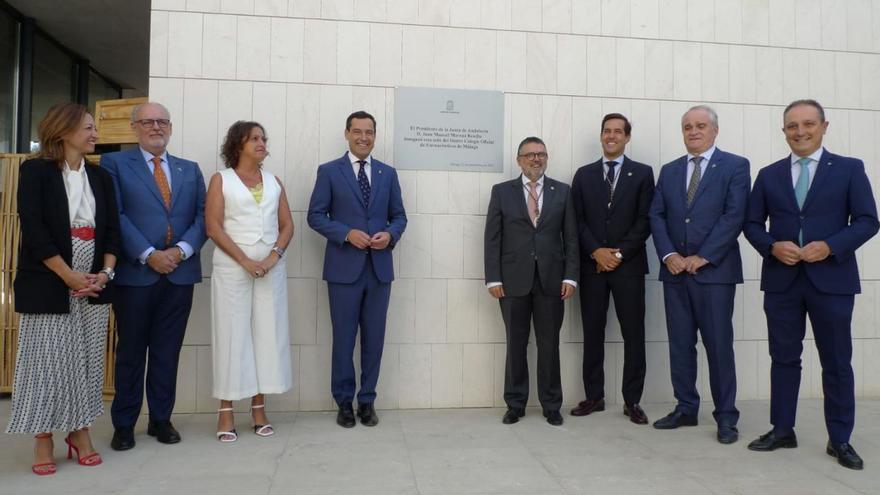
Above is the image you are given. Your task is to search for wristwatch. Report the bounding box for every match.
[100,267,116,281]
[272,246,285,258]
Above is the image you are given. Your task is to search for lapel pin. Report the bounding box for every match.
[711,164,716,168]
[378,169,383,174]
[627,172,632,176]
[550,185,555,190]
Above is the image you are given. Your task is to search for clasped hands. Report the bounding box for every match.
[65,270,110,298]
[593,247,621,273]
[664,253,709,275]
[147,247,185,275]
[241,252,280,279]
[347,229,391,250]
[771,240,831,266]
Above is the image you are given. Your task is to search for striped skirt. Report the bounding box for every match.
[5,235,110,434]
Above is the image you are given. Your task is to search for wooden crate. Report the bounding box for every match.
[95,97,148,145]
[0,153,117,396]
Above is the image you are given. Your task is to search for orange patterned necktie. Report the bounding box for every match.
[152,156,173,245]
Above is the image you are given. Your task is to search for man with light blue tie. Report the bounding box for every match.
[648,105,750,444]
[744,100,878,470]
[102,102,207,451]
[307,111,407,428]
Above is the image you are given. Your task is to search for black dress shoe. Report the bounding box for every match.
[357,403,379,427]
[147,420,181,444]
[502,408,525,424]
[337,403,356,428]
[717,424,739,444]
[747,430,798,451]
[623,404,648,425]
[827,442,864,470]
[543,410,563,426]
[111,426,135,451]
[570,398,605,417]
[652,410,698,429]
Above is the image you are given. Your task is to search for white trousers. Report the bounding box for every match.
[211,240,292,400]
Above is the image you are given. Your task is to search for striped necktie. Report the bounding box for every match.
[686,155,703,207]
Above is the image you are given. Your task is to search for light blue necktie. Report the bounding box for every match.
[794,157,811,245]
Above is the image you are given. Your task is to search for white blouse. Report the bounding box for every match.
[62,159,96,226]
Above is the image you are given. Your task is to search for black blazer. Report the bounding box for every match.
[14,157,121,313]
[570,156,655,277]
[484,175,579,297]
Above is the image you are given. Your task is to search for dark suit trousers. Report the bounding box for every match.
[111,277,194,427]
[500,270,564,411]
[765,269,855,443]
[663,277,739,425]
[327,254,391,407]
[579,272,646,405]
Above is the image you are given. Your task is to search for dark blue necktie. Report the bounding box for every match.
[605,161,617,205]
[357,160,371,206]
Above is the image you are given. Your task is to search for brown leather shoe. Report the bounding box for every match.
[623,403,649,425]
[570,398,605,416]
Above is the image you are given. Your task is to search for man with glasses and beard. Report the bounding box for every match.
[101,102,207,451]
[484,136,579,426]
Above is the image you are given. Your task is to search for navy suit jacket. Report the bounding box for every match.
[743,150,879,294]
[570,156,655,277]
[649,148,750,284]
[307,153,407,284]
[100,148,207,286]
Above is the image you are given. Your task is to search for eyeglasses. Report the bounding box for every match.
[135,119,171,129]
[518,152,548,160]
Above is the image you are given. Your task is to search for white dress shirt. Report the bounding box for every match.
[684,145,716,189]
[62,159,96,227]
[521,173,545,213]
[348,151,372,185]
[791,147,822,188]
[602,155,624,190]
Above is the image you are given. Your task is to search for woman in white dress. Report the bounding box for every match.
[205,121,294,442]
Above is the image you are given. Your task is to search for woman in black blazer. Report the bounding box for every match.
[5,103,120,475]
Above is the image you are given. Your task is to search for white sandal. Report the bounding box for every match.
[251,404,274,437]
[216,408,238,443]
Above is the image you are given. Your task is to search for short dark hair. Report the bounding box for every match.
[220,120,266,169]
[517,136,545,155]
[784,99,826,122]
[346,111,376,131]
[601,113,632,136]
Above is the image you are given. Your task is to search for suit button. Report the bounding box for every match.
[799,215,805,219]
[685,218,691,223]
[530,252,535,257]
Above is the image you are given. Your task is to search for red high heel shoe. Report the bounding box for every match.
[65,429,102,466]
[32,433,56,476]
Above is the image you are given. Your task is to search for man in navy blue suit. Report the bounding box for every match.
[744,100,878,470]
[307,111,407,428]
[102,102,207,450]
[649,105,750,444]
